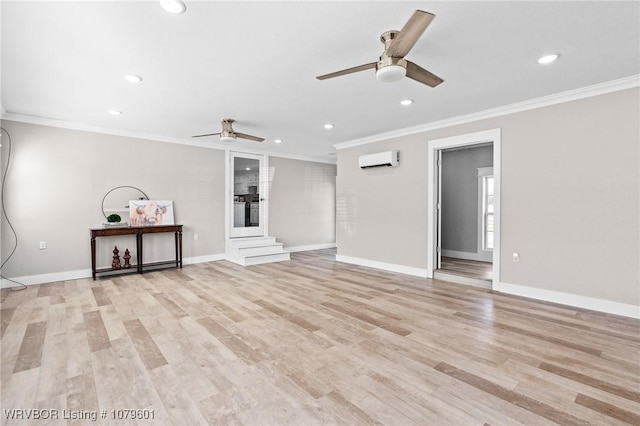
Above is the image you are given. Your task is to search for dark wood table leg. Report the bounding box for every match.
[91,235,97,280]
[136,232,143,273]
[175,230,183,268]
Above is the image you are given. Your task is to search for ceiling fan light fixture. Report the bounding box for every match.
[159,0,186,14]
[376,64,407,83]
[220,135,236,143]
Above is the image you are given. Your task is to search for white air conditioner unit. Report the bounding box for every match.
[358,150,400,169]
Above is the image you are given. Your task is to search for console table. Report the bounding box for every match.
[90,225,183,280]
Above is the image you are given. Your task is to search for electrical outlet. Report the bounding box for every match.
[512,252,519,263]
[39,241,47,250]
[194,233,199,240]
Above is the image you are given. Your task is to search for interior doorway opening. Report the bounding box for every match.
[228,151,267,239]
[427,129,501,289]
[436,144,493,286]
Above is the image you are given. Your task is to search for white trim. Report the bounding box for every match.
[224,149,231,240]
[336,255,428,278]
[263,155,270,237]
[0,113,336,165]
[477,167,494,257]
[1,269,92,287]
[285,243,336,252]
[227,151,268,238]
[441,249,492,263]
[335,75,639,150]
[427,128,501,289]
[0,254,226,287]
[495,281,640,320]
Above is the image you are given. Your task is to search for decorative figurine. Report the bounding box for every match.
[123,249,131,269]
[112,246,121,270]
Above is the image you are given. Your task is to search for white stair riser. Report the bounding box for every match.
[228,237,276,248]
[236,245,284,256]
[242,253,291,266]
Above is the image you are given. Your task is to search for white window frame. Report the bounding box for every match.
[477,167,494,254]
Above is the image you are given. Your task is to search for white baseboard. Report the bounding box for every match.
[0,254,226,288]
[335,255,429,278]
[494,281,640,319]
[285,243,337,252]
[441,249,492,263]
[1,269,92,288]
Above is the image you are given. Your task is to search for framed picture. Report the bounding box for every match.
[129,200,175,226]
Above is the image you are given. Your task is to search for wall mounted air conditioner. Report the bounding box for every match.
[359,150,400,169]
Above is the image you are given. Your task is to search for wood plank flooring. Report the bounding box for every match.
[1,249,639,425]
[440,256,493,281]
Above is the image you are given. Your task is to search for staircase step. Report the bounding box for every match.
[226,236,290,266]
[237,243,284,256]
[241,252,291,266]
[228,237,276,248]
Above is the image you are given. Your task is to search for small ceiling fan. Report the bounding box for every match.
[316,10,444,88]
[192,119,264,142]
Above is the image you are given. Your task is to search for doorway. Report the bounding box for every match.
[427,129,501,288]
[228,151,266,238]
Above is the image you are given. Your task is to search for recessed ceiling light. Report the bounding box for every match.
[274,139,282,144]
[324,123,334,130]
[400,99,414,106]
[123,74,143,83]
[159,0,186,14]
[108,110,122,116]
[537,54,559,64]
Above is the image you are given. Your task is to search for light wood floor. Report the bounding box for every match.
[440,257,493,281]
[1,249,639,425]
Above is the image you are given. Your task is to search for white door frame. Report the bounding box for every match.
[436,149,443,270]
[225,150,269,239]
[427,128,501,287]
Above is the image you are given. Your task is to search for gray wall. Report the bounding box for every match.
[441,145,493,254]
[0,120,335,280]
[336,87,639,306]
[336,136,430,269]
[268,157,336,248]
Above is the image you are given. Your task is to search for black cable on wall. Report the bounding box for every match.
[0,126,26,290]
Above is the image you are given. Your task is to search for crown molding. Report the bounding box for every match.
[335,75,640,151]
[0,112,336,165]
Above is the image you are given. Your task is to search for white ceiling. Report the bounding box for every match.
[2,1,639,163]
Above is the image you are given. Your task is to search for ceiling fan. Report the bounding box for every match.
[192,119,264,142]
[316,10,443,88]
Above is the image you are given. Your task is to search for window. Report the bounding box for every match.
[483,175,494,250]
[478,167,494,252]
